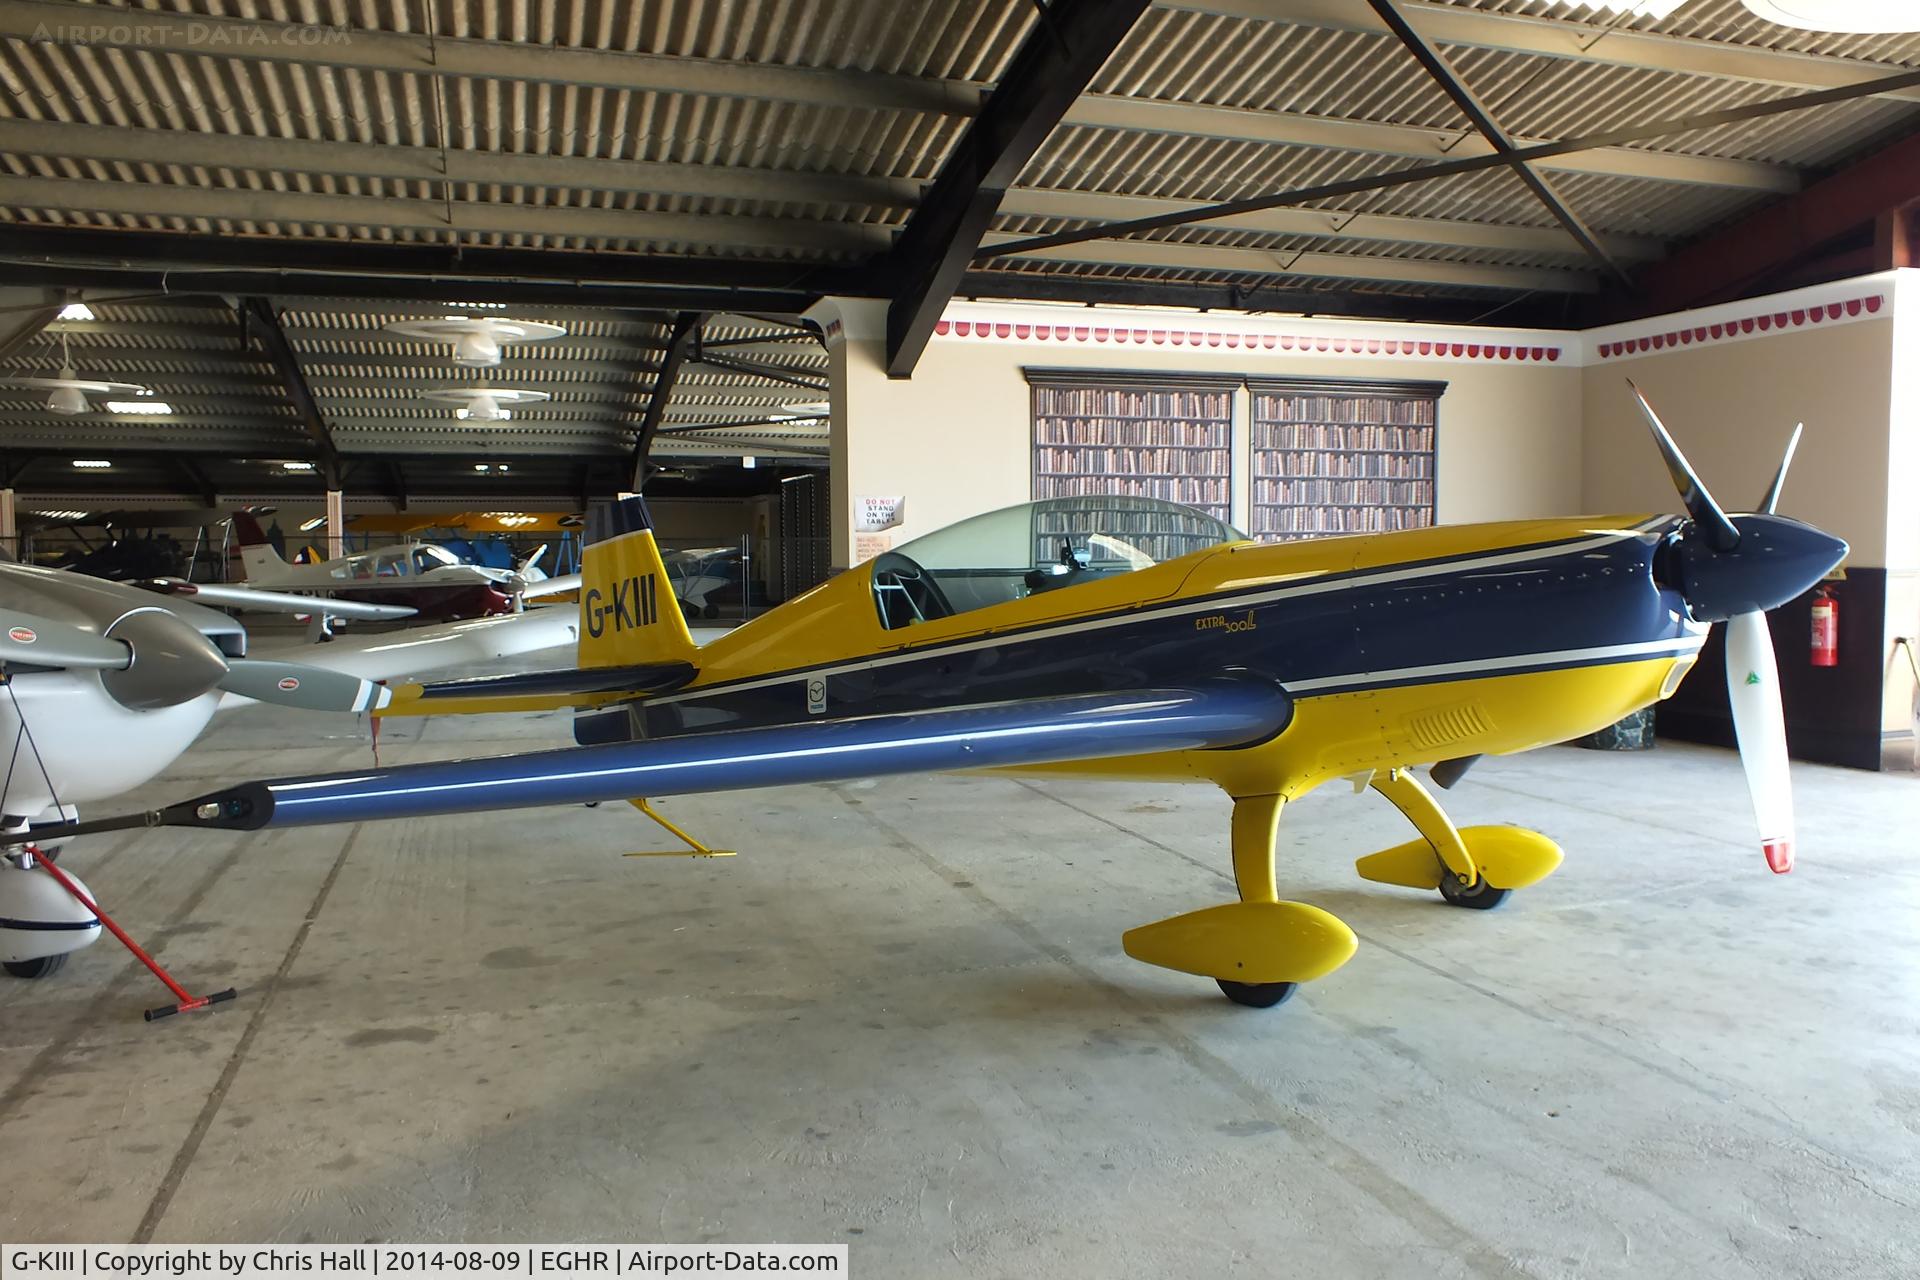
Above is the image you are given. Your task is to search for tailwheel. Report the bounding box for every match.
[1216,979,1297,1008]
[1439,874,1510,911]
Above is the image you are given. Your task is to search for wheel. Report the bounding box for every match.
[5,953,68,980]
[702,603,719,620]
[1216,979,1297,1008]
[1439,875,1511,910]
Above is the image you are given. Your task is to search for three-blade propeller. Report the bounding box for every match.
[1625,381,1844,874]
[0,609,390,714]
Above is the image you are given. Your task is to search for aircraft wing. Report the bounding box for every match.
[133,579,417,620]
[133,682,1293,833]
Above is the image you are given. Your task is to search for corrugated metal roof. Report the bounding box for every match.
[0,0,1915,496]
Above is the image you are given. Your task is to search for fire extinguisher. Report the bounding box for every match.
[1810,586,1839,667]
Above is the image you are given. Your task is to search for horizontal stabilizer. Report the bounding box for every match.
[147,682,1293,833]
[384,660,696,713]
[521,573,582,599]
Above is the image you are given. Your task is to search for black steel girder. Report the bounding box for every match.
[882,0,1151,378]
[240,297,341,488]
[1363,0,1627,286]
[632,312,704,491]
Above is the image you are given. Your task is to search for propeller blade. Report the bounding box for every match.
[0,610,130,670]
[1757,423,1803,515]
[519,544,548,573]
[1626,380,1741,552]
[1724,611,1795,874]
[219,660,392,713]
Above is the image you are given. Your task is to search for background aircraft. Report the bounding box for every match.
[0,561,580,978]
[231,511,581,622]
[68,389,1845,1011]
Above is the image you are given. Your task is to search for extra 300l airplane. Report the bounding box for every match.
[58,387,1846,1010]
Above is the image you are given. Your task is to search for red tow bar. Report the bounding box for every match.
[22,845,238,1022]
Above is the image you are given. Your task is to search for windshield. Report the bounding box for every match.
[873,496,1243,629]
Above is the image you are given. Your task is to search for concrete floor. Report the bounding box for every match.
[1,697,1916,1278]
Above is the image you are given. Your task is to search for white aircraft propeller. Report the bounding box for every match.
[1627,384,1843,875]
[0,608,391,715]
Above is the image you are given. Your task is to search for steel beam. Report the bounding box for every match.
[0,231,862,312]
[0,0,976,115]
[0,119,920,213]
[1365,0,1625,286]
[883,0,1151,378]
[240,298,342,489]
[954,269,1569,324]
[633,313,703,491]
[981,232,1601,293]
[999,188,1664,261]
[1060,96,1796,193]
[0,176,889,258]
[1168,0,1920,103]
[976,65,1920,262]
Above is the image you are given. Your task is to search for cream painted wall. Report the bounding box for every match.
[1579,319,1896,564]
[820,301,1582,563]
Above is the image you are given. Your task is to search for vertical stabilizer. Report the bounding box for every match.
[231,511,293,583]
[578,496,697,670]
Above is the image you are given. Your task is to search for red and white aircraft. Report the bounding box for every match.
[232,512,581,624]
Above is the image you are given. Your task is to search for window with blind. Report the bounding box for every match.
[1028,371,1236,557]
[1249,378,1443,541]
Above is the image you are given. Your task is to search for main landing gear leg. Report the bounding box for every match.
[1356,768,1564,909]
[1122,793,1357,1009]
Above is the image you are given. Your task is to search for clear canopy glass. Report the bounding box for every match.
[873,495,1243,629]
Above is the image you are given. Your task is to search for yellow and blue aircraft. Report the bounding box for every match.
[67,387,1845,1009]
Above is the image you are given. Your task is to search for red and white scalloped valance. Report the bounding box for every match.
[1593,294,1884,361]
[931,318,1561,363]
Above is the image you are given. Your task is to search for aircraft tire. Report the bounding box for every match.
[1439,876,1511,910]
[5,953,68,980]
[1216,979,1297,1008]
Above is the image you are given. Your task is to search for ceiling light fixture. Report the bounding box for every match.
[298,516,326,532]
[383,317,567,367]
[420,387,553,422]
[71,459,112,469]
[106,400,173,415]
[0,331,150,415]
[282,461,316,472]
[57,302,94,321]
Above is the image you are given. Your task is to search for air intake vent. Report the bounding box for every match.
[1405,703,1492,750]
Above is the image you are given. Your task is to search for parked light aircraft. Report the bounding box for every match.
[0,562,579,977]
[232,512,581,624]
[64,388,1845,1009]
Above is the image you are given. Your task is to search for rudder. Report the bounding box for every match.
[231,510,292,582]
[578,496,697,670]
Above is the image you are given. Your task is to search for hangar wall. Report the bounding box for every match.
[810,297,1583,560]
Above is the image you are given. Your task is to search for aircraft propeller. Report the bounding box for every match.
[1626,382,1844,874]
[0,608,391,714]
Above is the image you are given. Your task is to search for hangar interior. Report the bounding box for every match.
[0,0,1917,1273]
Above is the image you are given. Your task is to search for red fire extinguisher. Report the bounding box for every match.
[1810,587,1839,667]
